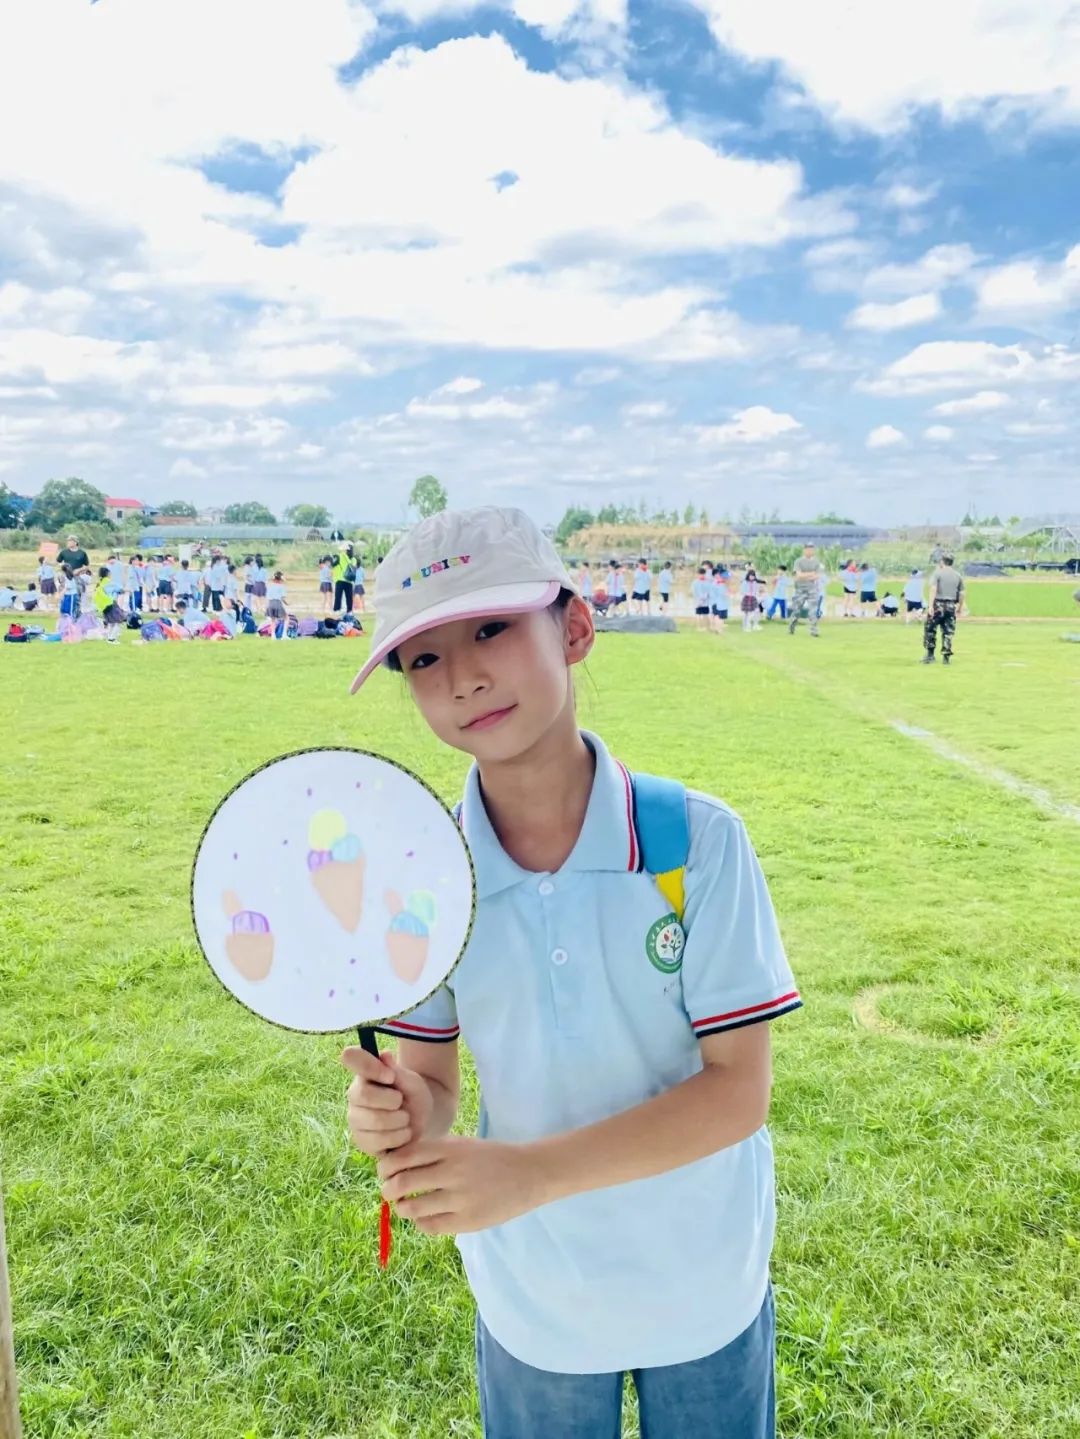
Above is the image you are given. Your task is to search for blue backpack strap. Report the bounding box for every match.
[630,773,690,922]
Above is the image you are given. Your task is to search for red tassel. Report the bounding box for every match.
[378,1199,392,1268]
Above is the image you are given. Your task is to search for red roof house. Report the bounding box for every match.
[104,496,145,523]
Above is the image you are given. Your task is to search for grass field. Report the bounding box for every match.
[1,616,1078,1437]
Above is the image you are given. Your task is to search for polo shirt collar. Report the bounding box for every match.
[460,728,639,898]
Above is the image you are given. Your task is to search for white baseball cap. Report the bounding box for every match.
[349,505,578,695]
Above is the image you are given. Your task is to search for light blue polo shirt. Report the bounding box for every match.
[632,568,650,596]
[377,729,802,1374]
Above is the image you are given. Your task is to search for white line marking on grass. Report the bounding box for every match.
[890,723,1080,825]
[737,644,1080,823]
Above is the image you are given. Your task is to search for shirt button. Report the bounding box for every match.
[551,948,568,966]
[538,880,555,896]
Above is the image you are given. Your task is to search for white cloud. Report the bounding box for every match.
[923,425,954,441]
[846,292,942,331]
[882,181,940,209]
[169,383,332,408]
[931,389,1012,416]
[689,0,1080,132]
[641,308,799,364]
[162,415,292,451]
[2,9,853,367]
[975,243,1080,319]
[404,382,555,421]
[168,457,209,480]
[0,328,161,387]
[862,244,980,298]
[859,341,1080,396]
[372,0,626,40]
[1004,420,1069,436]
[693,405,802,445]
[434,376,485,395]
[867,424,905,449]
[621,400,672,420]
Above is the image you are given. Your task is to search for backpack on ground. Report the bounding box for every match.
[298,616,319,637]
[4,623,27,643]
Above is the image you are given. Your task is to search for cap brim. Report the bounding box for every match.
[349,579,562,695]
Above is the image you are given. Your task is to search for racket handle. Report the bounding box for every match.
[357,1026,393,1269]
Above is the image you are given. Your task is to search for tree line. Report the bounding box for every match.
[0,474,452,534]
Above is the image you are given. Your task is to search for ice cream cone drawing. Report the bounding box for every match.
[222,890,274,981]
[307,808,366,931]
[384,889,437,983]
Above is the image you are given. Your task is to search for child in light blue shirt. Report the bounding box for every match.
[342,506,801,1437]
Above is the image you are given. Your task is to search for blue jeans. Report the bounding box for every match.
[766,598,787,619]
[476,1282,775,1439]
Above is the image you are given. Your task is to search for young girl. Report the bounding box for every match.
[354,557,367,613]
[740,567,761,632]
[711,566,729,633]
[342,506,801,1439]
[37,556,57,609]
[252,554,268,612]
[93,565,125,642]
[691,566,711,629]
[59,564,80,620]
[157,555,174,612]
[126,554,144,613]
[265,570,287,637]
[318,556,333,613]
[143,555,158,611]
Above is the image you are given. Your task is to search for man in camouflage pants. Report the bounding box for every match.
[922,554,965,665]
[787,542,823,637]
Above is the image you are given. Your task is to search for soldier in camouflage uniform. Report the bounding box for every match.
[922,554,964,665]
[787,542,823,637]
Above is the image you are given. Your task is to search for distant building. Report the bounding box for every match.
[104,496,146,524]
[733,522,882,549]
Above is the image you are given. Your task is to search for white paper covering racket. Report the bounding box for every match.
[191,747,475,1266]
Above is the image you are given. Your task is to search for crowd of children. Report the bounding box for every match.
[566,556,931,634]
[1,546,373,645]
[3,546,935,645]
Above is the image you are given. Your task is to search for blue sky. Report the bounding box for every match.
[1,0,1078,526]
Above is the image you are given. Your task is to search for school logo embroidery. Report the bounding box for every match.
[646,913,685,973]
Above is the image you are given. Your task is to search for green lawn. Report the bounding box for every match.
[1,620,1078,1438]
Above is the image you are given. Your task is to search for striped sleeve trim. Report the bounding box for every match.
[372,1020,460,1044]
[692,991,803,1037]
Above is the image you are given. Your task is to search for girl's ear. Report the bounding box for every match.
[564,596,594,668]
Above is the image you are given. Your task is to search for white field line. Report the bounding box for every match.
[735,645,1080,825]
[890,722,1080,825]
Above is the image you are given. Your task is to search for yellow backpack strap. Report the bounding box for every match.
[654,868,686,924]
[630,773,690,925]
